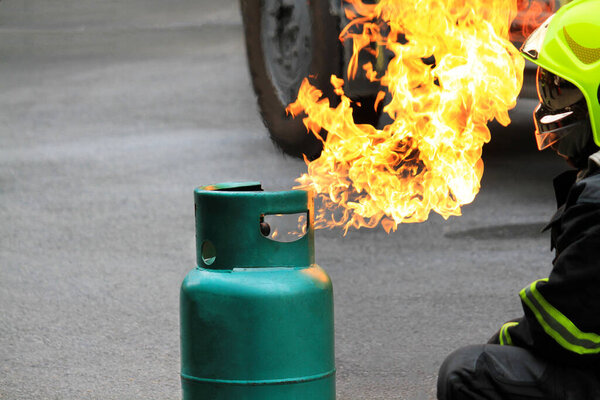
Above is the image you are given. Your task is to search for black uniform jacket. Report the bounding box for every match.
[493,162,600,366]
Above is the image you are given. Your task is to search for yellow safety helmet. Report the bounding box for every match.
[521,0,600,160]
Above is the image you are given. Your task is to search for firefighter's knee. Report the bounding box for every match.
[437,344,485,400]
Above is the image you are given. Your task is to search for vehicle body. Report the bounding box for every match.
[240,0,570,159]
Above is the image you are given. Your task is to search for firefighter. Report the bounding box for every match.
[437,1,600,399]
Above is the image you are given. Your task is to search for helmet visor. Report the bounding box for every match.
[536,68,585,111]
[521,14,554,60]
[535,131,564,150]
[534,102,588,150]
[534,104,567,149]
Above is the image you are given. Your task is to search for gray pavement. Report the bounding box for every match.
[0,1,566,399]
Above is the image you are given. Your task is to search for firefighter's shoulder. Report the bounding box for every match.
[574,172,600,205]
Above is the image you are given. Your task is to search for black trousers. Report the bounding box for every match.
[437,344,600,399]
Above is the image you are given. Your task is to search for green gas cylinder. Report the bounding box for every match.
[180,182,335,400]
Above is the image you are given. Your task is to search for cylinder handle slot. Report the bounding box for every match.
[260,212,309,242]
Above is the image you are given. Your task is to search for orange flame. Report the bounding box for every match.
[511,0,557,43]
[287,0,525,234]
[265,214,308,241]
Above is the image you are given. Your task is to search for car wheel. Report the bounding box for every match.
[240,0,341,159]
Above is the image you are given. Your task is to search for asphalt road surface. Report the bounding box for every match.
[0,1,567,399]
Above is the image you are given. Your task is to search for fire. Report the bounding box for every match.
[511,0,557,43]
[287,0,525,233]
[265,214,308,241]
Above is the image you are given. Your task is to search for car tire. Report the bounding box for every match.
[240,0,341,159]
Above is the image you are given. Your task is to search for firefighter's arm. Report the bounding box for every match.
[500,201,600,356]
[488,317,524,345]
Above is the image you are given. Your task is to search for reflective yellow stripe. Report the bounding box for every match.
[499,322,519,346]
[520,279,600,354]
